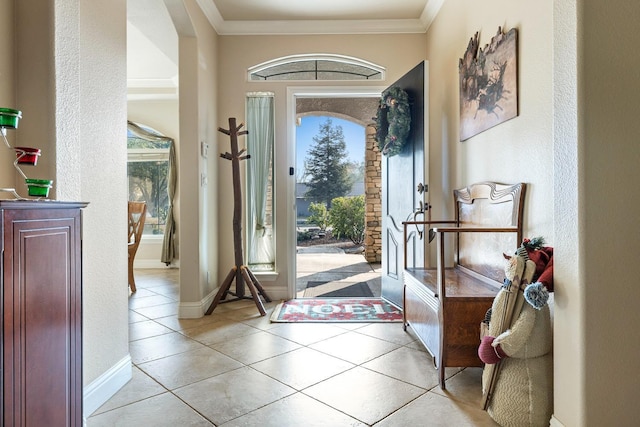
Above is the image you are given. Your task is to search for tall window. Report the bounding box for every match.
[127,124,170,236]
[246,93,275,271]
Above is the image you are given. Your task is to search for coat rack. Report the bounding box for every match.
[206,117,271,316]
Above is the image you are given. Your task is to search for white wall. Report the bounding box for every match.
[78,0,130,402]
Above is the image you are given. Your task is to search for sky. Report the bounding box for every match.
[295,116,365,181]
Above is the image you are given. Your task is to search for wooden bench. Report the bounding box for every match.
[402,182,526,389]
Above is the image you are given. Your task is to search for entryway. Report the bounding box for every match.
[289,88,385,299]
[296,244,382,298]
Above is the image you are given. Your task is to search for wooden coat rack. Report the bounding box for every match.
[206,117,271,316]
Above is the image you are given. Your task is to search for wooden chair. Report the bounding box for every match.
[402,182,526,389]
[128,201,147,292]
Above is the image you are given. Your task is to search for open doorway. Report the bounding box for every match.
[288,91,383,299]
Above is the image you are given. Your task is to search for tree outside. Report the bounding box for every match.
[128,135,170,235]
[303,118,352,206]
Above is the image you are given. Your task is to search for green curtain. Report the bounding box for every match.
[246,93,275,266]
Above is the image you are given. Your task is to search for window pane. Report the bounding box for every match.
[128,160,169,235]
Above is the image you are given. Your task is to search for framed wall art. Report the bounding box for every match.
[459,27,518,141]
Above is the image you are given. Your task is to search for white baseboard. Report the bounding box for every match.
[550,415,565,427]
[177,284,287,318]
[266,285,288,301]
[178,287,217,318]
[83,355,132,420]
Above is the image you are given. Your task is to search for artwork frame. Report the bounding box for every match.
[459,27,518,141]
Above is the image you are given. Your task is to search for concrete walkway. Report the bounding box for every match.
[296,245,381,298]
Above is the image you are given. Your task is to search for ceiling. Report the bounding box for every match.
[199,0,442,35]
[127,0,443,97]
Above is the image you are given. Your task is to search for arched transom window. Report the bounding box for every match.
[248,54,385,81]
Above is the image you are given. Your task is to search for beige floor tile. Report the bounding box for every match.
[235,308,283,330]
[128,294,175,309]
[91,269,505,426]
[137,347,243,390]
[210,330,301,364]
[304,366,424,425]
[309,330,399,364]
[431,367,487,407]
[128,310,150,324]
[220,392,367,427]
[87,392,213,426]
[92,367,166,415]
[126,288,157,298]
[362,346,441,389]
[355,322,417,345]
[173,366,295,425]
[132,302,179,319]
[146,284,180,299]
[129,331,206,364]
[154,312,227,331]
[128,319,174,342]
[267,322,347,345]
[180,319,261,346]
[374,391,499,426]
[251,347,354,390]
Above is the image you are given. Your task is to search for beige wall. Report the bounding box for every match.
[217,34,426,291]
[578,1,640,425]
[425,0,553,237]
[9,0,129,398]
[0,1,15,188]
[177,0,220,309]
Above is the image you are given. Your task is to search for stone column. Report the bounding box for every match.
[364,125,382,263]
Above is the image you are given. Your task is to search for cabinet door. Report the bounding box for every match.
[2,207,82,427]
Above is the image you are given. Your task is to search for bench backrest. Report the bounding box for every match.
[453,182,526,284]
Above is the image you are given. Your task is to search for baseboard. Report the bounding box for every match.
[178,288,217,318]
[550,415,565,427]
[267,285,288,301]
[83,355,132,420]
[178,284,287,318]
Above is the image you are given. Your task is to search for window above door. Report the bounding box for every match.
[248,54,385,81]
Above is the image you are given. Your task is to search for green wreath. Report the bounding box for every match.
[375,86,411,156]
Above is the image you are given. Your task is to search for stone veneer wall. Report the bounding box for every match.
[364,125,382,262]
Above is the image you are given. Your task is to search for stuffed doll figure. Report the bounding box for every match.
[479,239,554,427]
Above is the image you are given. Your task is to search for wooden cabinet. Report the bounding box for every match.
[1,201,86,427]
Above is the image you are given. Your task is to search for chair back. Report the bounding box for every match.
[128,201,147,252]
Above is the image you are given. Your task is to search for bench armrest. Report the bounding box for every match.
[432,226,519,233]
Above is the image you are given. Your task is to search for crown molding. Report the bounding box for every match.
[196,0,445,35]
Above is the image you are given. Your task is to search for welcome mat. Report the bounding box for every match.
[304,281,374,298]
[270,298,403,323]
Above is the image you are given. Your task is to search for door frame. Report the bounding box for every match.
[286,86,386,299]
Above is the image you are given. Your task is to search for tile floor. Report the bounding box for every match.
[87,269,498,426]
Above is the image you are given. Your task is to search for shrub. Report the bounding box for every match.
[306,202,330,231]
[328,195,365,245]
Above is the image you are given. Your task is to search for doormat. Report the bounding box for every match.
[304,281,374,298]
[270,298,403,323]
